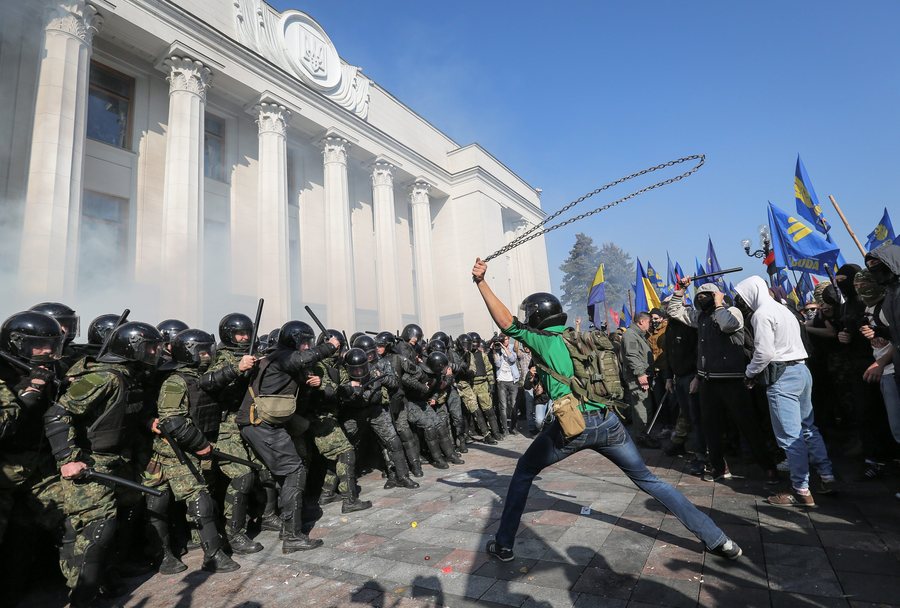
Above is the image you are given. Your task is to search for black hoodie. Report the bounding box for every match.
[869,244,900,370]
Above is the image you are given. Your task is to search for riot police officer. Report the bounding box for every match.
[455,334,497,444]
[402,352,465,469]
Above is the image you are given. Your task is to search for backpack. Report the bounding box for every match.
[534,328,625,406]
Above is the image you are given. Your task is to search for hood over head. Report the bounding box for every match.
[696,283,721,295]
[734,275,771,312]
[868,243,900,275]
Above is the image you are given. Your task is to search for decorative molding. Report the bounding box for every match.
[164,56,212,100]
[371,161,394,188]
[410,181,431,205]
[232,0,369,119]
[45,1,102,45]
[256,102,291,137]
[322,135,349,165]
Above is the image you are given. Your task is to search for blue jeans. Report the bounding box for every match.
[766,363,834,491]
[494,409,727,551]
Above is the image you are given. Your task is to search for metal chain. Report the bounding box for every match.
[483,154,706,262]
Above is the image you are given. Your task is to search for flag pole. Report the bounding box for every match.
[828,195,866,258]
[628,290,634,317]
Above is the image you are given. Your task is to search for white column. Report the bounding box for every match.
[159,56,211,324]
[255,99,292,328]
[410,181,438,333]
[371,161,400,330]
[19,0,101,299]
[322,135,355,330]
[510,218,532,304]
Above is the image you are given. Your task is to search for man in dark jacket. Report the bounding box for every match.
[668,282,778,483]
[664,316,705,474]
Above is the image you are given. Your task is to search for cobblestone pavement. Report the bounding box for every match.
[24,431,900,608]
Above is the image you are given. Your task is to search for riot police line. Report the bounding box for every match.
[0,302,507,607]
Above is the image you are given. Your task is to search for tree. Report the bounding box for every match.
[559,235,634,321]
[559,233,600,317]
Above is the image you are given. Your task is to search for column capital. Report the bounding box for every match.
[371,161,394,188]
[163,56,212,101]
[255,101,291,137]
[409,180,433,205]
[46,1,102,45]
[321,135,350,165]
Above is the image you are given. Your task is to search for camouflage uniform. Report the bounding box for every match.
[467,349,501,438]
[308,358,355,498]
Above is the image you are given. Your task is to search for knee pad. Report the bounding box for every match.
[187,490,216,525]
[229,471,255,495]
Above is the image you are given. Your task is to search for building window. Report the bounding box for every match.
[86,62,134,149]
[204,114,226,181]
[78,191,129,291]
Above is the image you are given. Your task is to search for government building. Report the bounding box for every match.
[0,0,551,335]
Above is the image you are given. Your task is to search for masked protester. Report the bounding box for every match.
[471,258,743,564]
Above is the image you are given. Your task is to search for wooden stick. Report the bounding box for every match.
[828,194,866,258]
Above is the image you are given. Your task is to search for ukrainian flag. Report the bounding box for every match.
[866,207,895,251]
[620,304,632,328]
[768,202,841,274]
[634,258,662,313]
[794,156,831,234]
[646,261,665,294]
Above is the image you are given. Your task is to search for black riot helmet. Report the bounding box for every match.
[170,329,216,366]
[424,351,450,377]
[88,314,120,346]
[218,313,254,350]
[156,319,189,344]
[400,324,424,343]
[29,302,79,343]
[343,348,370,382]
[426,339,447,354]
[352,335,378,363]
[265,328,280,353]
[99,322,164,367]
[278,321,316,351]
[316,329,346,352]
[455,333,472,353]
[0,311,65,364]
[374,331,396,349]
[349,332,365,347]
[430,331,450,346]
[467,332,482,350]
[519,292,567,330]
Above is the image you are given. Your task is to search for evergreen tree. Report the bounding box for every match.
[559,233,600,317]
[559,235,634,321]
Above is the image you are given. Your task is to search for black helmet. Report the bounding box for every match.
[519,292,567,330]
[352,335,377,363]
[424,351,449,376]
[156,319,189,344]
[349,332,365,347]
[88,314,120,346]
[278,321,316,350]
[374,331,396,349]
[218,313,254,350]
[316,329,346,352]
[426,339,447,354]
[343,348,370,381]
[430,331,450,346]
[170,329,216,366]
[29,302,79,342]
[467,332,482,350]
[400,324,424,343]
[455,334,472,352]
[265,328,280,353]
[0,311,65,364]
[99,322,164,366]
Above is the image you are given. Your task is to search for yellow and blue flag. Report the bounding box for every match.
[866,207,895,251]
[587,263,606,327]
[794,155,831,234]
[634,258,662,313]
[646,261,665,294]
[768,202,842,274]
[620,304,632,327]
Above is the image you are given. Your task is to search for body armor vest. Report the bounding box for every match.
[178,372,221,442]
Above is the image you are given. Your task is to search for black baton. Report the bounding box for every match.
[210,448,262,471]
[81,469,164,497]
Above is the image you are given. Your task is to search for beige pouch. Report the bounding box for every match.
[552,393,586,438]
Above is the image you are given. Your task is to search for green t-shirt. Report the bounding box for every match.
[503,319,605,412]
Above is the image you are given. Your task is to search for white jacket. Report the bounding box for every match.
[734,276,808,378]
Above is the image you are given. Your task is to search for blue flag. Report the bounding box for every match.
[620,305,632,328]
[646,261,665,294]
[866,207,895,252]
[587,263,606,327]
[797,271,816,304]
[693,257,709,287]
[634,258,662,313]
[794,155,830,234]
[705,237,727,291]
[768,202,842,274]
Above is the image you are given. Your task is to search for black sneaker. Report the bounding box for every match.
[486,540,514,562]
[708,539,742,560]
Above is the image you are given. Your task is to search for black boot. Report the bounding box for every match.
[484,408,501,443]
[438,424,465,465]
[455,434,468,454]
[383,467,399,489]
[396,475,420,489]
[68,518,117,608]
[146,490,187,575]
[226,490,263,555]
[281,468,323,553]
[260,511,283,532]
[189,492,240,573]
[398,428,424,477]
[339,451,372,513]
[424,428,449,469]
[281,521,323,552]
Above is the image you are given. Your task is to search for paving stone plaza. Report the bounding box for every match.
[24,434,900,608]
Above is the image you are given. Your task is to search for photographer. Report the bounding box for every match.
[492,335,520,436]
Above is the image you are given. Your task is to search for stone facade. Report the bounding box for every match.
[2,0,551,335]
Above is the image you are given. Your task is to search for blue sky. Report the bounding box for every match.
[273,1,900,299]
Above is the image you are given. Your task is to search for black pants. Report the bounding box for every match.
[698,379,775,474]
